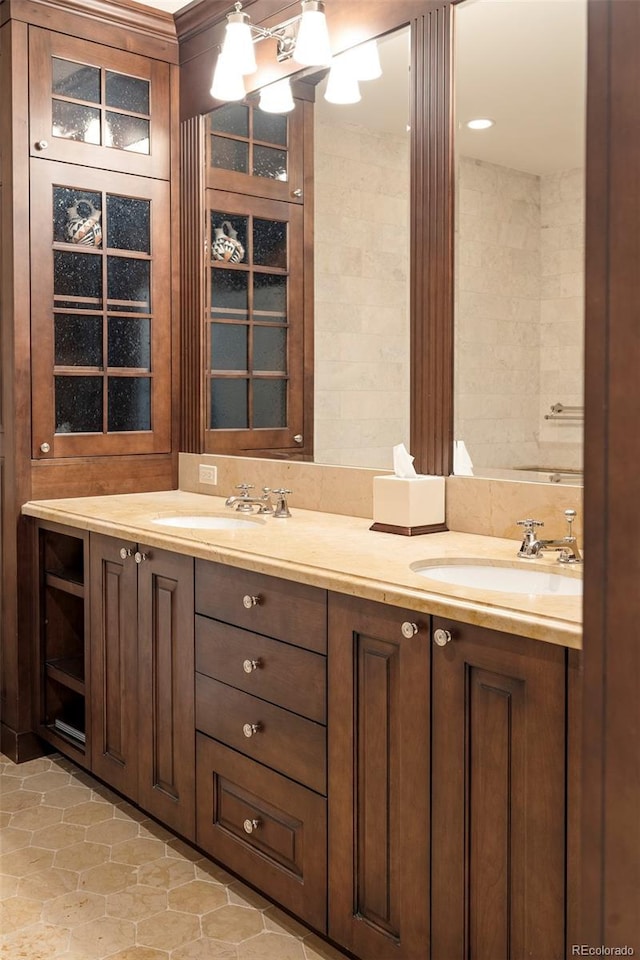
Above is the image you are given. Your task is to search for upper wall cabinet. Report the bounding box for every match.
[30,160,172,459]
[206,101,304,203]
[29,29,170,180]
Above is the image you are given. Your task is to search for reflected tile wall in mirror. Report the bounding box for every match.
[313,26,411,469]
[454,0,586,483]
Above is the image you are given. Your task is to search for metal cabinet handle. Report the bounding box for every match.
[119,547,133,560]
[434,628,453,647]
[243,818,261,834]
[243,659,261,674]
[401,621,419,639]
[35,139,49,150]
[39,442,51,453]
[134,551,149,564]
[243,594,262,609]
[293,434,303,444]
[243,722,261,738]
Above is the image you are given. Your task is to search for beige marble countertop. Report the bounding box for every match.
[22,489,582,649]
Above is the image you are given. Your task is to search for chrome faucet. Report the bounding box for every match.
[225,483,274,514]
[516,510,583,563]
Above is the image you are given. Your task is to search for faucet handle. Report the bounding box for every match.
[236,483,254,497]
[564,509,577,536]
[516,518,544,530]
[272,488,292,518]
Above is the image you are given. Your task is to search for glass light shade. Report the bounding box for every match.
[343,40,382,81]
[222,20,257,75]
[324,58,361,105]
[210,53,246,102]
[259,78,295,114]
[294,1,332,66]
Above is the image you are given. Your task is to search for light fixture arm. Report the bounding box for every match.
[227,1,324,63]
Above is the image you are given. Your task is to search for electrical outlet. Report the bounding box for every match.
[199,464,217,485]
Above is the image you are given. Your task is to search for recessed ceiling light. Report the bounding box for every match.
[466,118,495,130]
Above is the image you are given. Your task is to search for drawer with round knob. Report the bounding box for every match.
[195,616,326,724]
[195,560,327,654]
[196,734,326,932]
[195,675,326,795]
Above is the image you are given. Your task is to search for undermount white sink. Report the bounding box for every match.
[152,515,263,530]
[411,560,582,596]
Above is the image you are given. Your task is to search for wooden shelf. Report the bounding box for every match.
[44,722,86,755]
[45,657,85,696]
[45,571,84,598]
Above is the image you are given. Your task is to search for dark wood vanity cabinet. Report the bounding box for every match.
[32,518,573,958]
[194,560,328,931]
[89,533,195,839]
[327,593,431,960]
[430,617,567,960]
[32,521,91,766]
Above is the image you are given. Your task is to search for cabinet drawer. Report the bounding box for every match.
[196,734,326,932]
[195,617,326,724]
[195,561,327,654]
[196,675,326,794]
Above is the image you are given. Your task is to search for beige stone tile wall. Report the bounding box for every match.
[455,157,585,474]
[446,475,584,541]
[538,167,584,471]
[313,116,410,469]
[179,454,583,545]
[455,156,541,470]
[179,453,390,519]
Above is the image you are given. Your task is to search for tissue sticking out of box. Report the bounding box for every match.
[372,445,446,534]
[453,440,474,476]
[393,443,417,478]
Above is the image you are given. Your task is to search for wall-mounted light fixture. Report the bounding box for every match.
[210,1,382,111]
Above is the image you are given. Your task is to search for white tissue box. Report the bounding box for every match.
[372,475,445,530]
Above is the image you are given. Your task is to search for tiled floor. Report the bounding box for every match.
[0,753,348,960]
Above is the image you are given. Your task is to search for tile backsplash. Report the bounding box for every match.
[179,454,583,541]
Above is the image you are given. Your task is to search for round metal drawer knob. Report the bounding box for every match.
[243,594,261,609]
[243,659,261,674]
[40,442,51,453]
[134,551,149,564]
[243,722,261,738]
[119,547,132,560]
[434,628,453,647]
[35,139,49,150]
[243,818,261,834]
[401,621,419,639]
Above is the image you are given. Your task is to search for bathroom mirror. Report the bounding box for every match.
[202,25,412,471]
[313,27,411,468]
[453,0,586,484]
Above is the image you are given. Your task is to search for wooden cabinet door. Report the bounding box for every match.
[204,190,305,454]
[137,546,195,840]
[28,28,170,179]
[431,618,566,960]
[30,160,171,460]
[205,98,304,203]
[89,533,138,800]
[328,593,430,960]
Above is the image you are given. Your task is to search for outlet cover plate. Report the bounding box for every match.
[199,464,217,485]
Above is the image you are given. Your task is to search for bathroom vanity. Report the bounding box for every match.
[24,489,581,960]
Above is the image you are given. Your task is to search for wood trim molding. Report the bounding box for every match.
[180,116,206,452]
[4,0,179,61]
[581,0,640,949]
[410,4,453,475]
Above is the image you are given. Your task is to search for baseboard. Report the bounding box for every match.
[0,723,49,763]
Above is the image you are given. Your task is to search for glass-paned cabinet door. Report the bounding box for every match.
[30,160,171,458]
[205,190,303,452]
[205,99,304,203]
[29,29,170,179]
